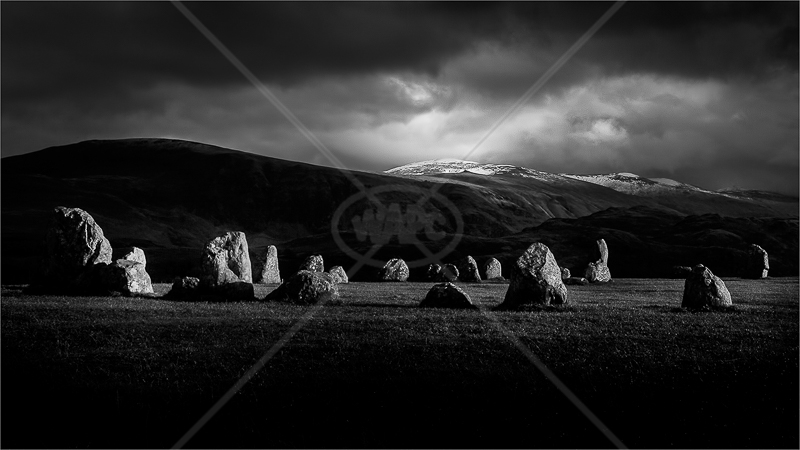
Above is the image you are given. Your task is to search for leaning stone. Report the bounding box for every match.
[483,258,502,280]
[328,266,349,284]
[682,264,732,310]
[456,256,482,282]
[200,231,252,288]
[597,239,609,265]
[264,270,339,304]
[585,261,611,283]
[258,245,282,284]
[561,267,571,279]
[497,242,568,310]
[437,264,459,282]
[41,206,112,288]
[378,258,409,281]
[744,244,769,279]
[299,254,324,273]
[420,283,478,310]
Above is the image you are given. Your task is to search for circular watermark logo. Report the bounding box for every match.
[331,184,464,269]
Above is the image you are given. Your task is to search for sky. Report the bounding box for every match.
[2,1,798,195]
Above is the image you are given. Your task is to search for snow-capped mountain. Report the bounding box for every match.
[386,159,719,197]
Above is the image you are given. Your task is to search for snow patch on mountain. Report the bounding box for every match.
[385,159,565,182]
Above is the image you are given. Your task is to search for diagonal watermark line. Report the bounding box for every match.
[172,301,326,449]
[477,307,628,449]
[170,0,373,199]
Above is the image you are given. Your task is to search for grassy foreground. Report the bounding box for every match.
[2,278,797,449]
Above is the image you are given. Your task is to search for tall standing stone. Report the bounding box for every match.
[682,264,732,309]
[258,245,281,284]
[584,239,611,283]
[597,239,609,265]
[483,258,502,280]
[456,256,482,282]
[200,231,252,288]
[497,242,568,309]
[744,244,769,279]
[41,206,112,287]
[299,254,324,273]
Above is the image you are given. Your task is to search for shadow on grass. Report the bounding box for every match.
[669,305,743,314]
[493,304,580,313]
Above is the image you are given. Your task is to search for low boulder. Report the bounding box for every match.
[744,244,769,279]
[328,266,349,284]
[299,254,324,273]
[456,256,481,282]
[258,245,281,284]
[378,258,409,281]
[682,264,732,310]
[437,264,459,282]
[165,276,200,300]
[561,267,571,279]
[426,264,442,281]
[264,270,339,304]
[672,265,693,279]
[585,261,611,283]
[200,231,252,288]
[40,206,113,289]
[420,283,478,310]
[106,259,154,295]
[497,242,568,310]
[563,277,589,286]
[483,258,502,280]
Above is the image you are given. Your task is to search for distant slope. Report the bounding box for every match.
[2,139,797,283]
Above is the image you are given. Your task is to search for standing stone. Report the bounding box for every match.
[483,258,502,280]
[597,239,609,265]
[437,264,459,282]
[497,242,568,310]
[299,254,324,273]
[420,283,478,310]
[264,270,339,304]
[426,264,442,281]
[456,256,482,282]
[561,267,571,279]
[258,245,281,284]
[105,259,154,294]
[328,266,349,284]
[745,244,769,279]
[41,206,113,287]
[119,247,147,267]
[585,262,612,283]
[378,258,409,281]
[584,239,612,282]
[200,231,252,288]
[682,264,732,309]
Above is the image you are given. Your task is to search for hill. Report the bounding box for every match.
[2,138,796,282]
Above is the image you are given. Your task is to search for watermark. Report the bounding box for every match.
[331,184,464,269]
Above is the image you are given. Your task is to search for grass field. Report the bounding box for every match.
[2,278,797,449]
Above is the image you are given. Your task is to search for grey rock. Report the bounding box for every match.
[497,242,568,309]
[585,261,612,283]
[328,266,349,284]
[264,270,339,304]
[258,245,281,284]
[682,264,732,309]
[456,256,482,282]
[597,239,609,265]
[426,264,442,281]
[106,259,154,294]
[378,258,409,281]
[299,254,324,273]
[420,283,478,310]
[745,244,769,279]
[200,231,252,288]
[165,276,200,300]
[437,264,459,282]
[41,206,112,288]
[561,267,571,279]
[483,258,502,280]
[120,247,147,267]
